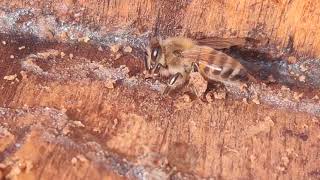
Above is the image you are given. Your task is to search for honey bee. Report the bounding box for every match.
[144,36,255,95]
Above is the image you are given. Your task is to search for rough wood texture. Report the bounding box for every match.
[0,34,319,180]
[0,1,320,180]
[2,0,320,57]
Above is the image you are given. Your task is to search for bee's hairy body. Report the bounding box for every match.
[146,36,253,94]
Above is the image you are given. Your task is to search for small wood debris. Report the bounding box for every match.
[60,52,65,58]
[21,160,33,173]
[182,94,191,103]
[287,56,297,64]
[109,44,121,53]
[312,95,319,100]
[37,49,60,59]
[281,85,290,91]
[299,64,308,72]
[93,127,101,133]
[98,46,103,51]
[242,98,248,104]
[71,121,85,128]
[78,36,90,43]
[10,55,14,59]
[112,119,119,129]
[3,74,17,81]
[115,53,122,60]
[20,71,27,79]
[62,126,71,135]
[59,31,69,41]
[252,94,260,104]
[205,92,214,103]
[298,75,306,82]
[1,41,6,45]
[213,91,226,100]
[69,53,74,59]
[123,46,132,53]
[18,46,25,50]
[293,92,303,101]
[71,157,78,165]
[267,75,276,82]
[76,155,88,162]
[105,80,114,89]
[188,72,207,97]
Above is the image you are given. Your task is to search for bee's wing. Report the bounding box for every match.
[196,37,247,50]
[180,46,237,66]
[180,46,256,82]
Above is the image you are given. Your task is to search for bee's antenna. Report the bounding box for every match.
[153,8,161,38]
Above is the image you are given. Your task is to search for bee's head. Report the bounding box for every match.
[144,37,163,71]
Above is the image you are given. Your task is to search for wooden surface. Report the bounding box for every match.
[0,1,320,180]
[0,34,319,180]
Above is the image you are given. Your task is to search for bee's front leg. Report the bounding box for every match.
[188,62,202,97]
[163,72,184,95]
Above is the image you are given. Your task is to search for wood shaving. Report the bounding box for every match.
[71,121,85,128]
[123,46,132,53]
[205,92,214,102]
[252,95,260,104]
[112,119,119,129]
[182,94,191,103]
[78,36,90,43]
[299,64,308,72]
[1,41,6,45]
[213,91,226,100]
[76,155,88,162]
[293,92,303,101]
[242,98,248,104]
[312,95,319,100]
[62,126,71,135]
[60,52,65,58]
[298,75,306,82]
[115,53,122,60]
[37,49,60,59]
[10,55,14,59]
[105,80,114,89]
[281,86,290,91]
[267,75,276,82]
[20,71,27,79]
[18,46,25,50]
[188,72,207,97]
[69,53,74,59]
[59,31,69,41]
[109,44,121,53]
[3,74,17,81]
[71,157,77,165]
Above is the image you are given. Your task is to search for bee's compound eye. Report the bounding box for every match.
[152,49,158,58]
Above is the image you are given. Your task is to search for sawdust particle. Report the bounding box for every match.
[18,46,25,50]
[109,44,121,53]
[298,75,306,82]
[123,46,132,53]
[3,74,17,81]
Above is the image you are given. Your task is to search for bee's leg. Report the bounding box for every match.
[191,62,199,72]
[163,72,183,95]
[188,62,202,97]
